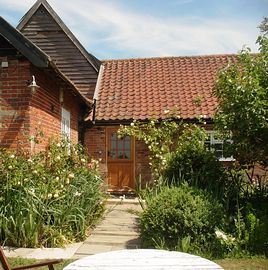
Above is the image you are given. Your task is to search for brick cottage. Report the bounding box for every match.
[0,0,237,191]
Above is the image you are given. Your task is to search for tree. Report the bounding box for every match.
[259,17,268,36]
[214,35,268,169]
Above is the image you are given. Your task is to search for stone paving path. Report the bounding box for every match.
[73,198,142,258]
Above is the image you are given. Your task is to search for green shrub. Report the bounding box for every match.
[164,128,227,201]
[0,139,105,247]
[140,184,223,256]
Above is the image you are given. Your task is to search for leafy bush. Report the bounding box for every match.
[164,126,227,200]
[140,185,223,256]
[0,139,105,247]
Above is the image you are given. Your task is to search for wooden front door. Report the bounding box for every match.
[107,128,134,191]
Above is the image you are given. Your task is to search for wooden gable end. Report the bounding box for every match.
[18,3,99,100]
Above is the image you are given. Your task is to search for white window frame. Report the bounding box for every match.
[206,131,234,161]
[61,107,71,140]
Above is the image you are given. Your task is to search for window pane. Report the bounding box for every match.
[124,140,131,150]
[125,136,131,141]
[111,141,117,150]
[118,140,124,149]
[110,150,116,159]
[125,150,131,159]
[118,151,125,159]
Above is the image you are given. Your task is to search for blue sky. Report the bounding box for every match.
[0,0,267,59]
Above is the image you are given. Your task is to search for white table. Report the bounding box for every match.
[64,249,223,270]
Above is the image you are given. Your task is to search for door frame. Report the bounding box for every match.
[105,127,136,191]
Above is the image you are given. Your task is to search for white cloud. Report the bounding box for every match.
[0,0,260,58]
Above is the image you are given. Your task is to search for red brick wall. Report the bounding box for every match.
[28,65,83,152]
[135,139,152,187]
[0,57,31,150]
[0,56,84,153]
[84,126,107,175]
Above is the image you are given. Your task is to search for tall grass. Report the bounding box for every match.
[0,139,105,247]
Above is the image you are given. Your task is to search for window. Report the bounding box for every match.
[61,107,70,139]
[205,131,234,161]
[109,132,131,160]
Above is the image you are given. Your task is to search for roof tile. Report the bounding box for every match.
[95,54,237,121]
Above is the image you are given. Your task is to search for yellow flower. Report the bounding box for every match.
[68,173,74,179]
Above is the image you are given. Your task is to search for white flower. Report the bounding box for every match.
[53,193,59,198]
[8,165,12,169]
[10,154,15,158]
[47,193,52,198]
[74,191,82,197]
[17,181,21,185]
[81,158,86,163]
[32,170,38,175]
[130,122,135,126]
[215,229,235,242]
[56,156,61,161]
[55,176,59,181]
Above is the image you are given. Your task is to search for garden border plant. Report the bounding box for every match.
[0,138,105,248]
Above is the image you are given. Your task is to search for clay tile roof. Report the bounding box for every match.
[94,54,237,122]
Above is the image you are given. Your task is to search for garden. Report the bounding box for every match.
[119,33,268,259]
[0,139,105,247]
[0,21,267,268]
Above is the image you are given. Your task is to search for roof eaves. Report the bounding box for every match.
[17,0,101,72]
[0,16,49,67]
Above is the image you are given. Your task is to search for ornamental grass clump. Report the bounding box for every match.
[0,139,104,248]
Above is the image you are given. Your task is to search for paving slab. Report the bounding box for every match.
[4,243,82,259]
[73,198,142,257]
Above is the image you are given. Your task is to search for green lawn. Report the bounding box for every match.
[215,258,268,270]
[5,257,268,270]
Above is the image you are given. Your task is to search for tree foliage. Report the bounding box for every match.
[259,17,268,36]
[214,36,268,168]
